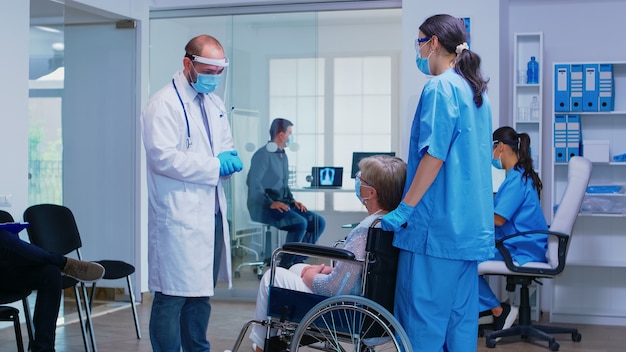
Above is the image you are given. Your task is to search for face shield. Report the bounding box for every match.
[186,54,230,99]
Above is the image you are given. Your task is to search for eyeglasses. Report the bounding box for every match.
[414,36,432,52]
[192,62,225,75]
[355,171,373,187]
[492,140,500,148]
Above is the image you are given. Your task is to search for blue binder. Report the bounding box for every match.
[570,64,583,111]
[583,64,599,111]
[566,115,581,160]
[554,114,567,162]
[554,64,570,111]
[599,64,614,111]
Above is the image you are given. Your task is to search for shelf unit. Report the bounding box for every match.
[513,32,543,176]
[550,61,626,326]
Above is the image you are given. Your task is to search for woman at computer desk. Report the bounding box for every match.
[480,126,548,331]
[249,154,407,352]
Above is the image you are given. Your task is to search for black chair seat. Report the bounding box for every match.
[0,290,32,305]
[0,305,19,317]
[95,260,135,280]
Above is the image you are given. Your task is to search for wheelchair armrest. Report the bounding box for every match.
[496,230,569,276]
[281,243,356,261]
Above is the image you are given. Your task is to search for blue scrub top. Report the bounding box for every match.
[393,68,494,261]
[494,167,548,265]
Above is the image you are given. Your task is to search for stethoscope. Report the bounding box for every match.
[172,78,230,149]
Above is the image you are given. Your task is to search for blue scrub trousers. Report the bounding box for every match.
[149,212,225,352]
[394,250,479,352]
[478,251,504,312]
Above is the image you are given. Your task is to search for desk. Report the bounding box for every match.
[291,187,353,193]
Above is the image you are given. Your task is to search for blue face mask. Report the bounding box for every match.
[415,39,433,75]
[492,157,503,170]
[415,55,432,76]
[191,66,222,94]
[492,149,503,169]
[355,177,363,202]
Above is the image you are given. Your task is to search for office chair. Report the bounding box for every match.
[478,156,591,351]
[0,210,34,351]
[24,204,98,352]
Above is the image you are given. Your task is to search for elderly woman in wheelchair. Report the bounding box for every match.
[233,155,409,352]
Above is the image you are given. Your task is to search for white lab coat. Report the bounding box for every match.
[141,70,233,296]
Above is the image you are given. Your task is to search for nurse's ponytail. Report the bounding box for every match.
[419,14,489,108]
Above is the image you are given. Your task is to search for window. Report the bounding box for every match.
[269,55,394,211]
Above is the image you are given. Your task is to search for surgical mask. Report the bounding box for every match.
[285,136,292,147]
[191,66,222,94]
[355,175,373,204]
[415,39,433,75]
[416,55,432,76]
[492,149,503,169]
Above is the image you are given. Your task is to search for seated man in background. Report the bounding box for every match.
[0,228,104,352]
[247,118,326,268]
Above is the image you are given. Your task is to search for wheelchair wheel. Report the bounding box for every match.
[290,295,411,352]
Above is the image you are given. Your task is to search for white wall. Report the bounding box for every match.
[506,0,626,315]
[0,2,30,226]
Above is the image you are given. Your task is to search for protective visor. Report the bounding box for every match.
[186,53,229,67]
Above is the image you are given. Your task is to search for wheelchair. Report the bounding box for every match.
[230,221,412,352]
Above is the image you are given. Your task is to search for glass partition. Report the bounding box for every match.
[29,1,64,205]
[150,8,401,300]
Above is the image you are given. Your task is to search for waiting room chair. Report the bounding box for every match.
[478,156,591,351]
[24,204,99,352]
[24,204,141,341]
[0,210,34,352]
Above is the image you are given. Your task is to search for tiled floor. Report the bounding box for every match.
[2,293,626,352]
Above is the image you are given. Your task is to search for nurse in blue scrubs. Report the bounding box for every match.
[479,126,548,331]
[381,14,494,351]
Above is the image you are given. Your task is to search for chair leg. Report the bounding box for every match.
[126,275,141,339]
[73,286,91,352]
[485,280,581,351]
[80,283,98,352]
[21,297,33,351]
[9,308,25,352]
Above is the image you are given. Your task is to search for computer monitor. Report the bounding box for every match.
[308,167,344,188]
[350,152,396,178]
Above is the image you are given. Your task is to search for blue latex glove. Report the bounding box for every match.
[381,201,415,232]
[217,150,243,176]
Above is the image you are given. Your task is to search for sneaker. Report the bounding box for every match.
[62,258,105,283]
[493,302,518,332]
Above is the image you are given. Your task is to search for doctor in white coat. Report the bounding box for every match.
[141,34,243,352]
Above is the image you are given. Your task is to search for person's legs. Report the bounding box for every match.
[444,260,479,352]
[0,230,104,282]
[394,251,447,351]
[178,213,224,352]
[149,292,185,352]
[478,275,500,312]
[265,210,307,268]
[300,209,326,245]
[0,230,66,268]
[249,266,313,350]
[180,296,211,352]
[30,265,63,352]
[0,249,62,352]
